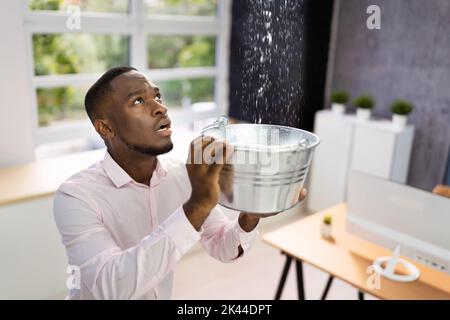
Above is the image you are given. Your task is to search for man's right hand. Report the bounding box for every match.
[183,136,233,231]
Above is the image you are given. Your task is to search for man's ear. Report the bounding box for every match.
[94,118,114,140]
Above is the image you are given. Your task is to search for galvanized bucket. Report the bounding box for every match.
[201,116,320,214]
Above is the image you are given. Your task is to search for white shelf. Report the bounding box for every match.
[307,110,415,212]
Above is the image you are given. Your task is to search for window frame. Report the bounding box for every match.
[22,0,231,145]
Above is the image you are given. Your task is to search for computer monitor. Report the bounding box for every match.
[346,170,450,275]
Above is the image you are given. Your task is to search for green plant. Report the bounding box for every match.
[353,94,375,109]
[323,215,332,225]
[331,90,349,104]
[390,100,413,115]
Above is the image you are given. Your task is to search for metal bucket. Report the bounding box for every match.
[201,116,320,214]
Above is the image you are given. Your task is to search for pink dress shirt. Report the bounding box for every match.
[53,150,257,300]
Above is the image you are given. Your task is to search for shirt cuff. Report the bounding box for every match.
[234,217,259,255]
[161,206,201,255]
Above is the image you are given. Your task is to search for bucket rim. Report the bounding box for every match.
[218,123,321,151]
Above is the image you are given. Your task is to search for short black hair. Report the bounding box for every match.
[84,66,137,122]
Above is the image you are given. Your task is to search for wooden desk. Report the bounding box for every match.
[262,203,450,300]
[0,149,105,206]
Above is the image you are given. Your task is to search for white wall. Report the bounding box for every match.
[0,196,68,299]
[0,0,36,167]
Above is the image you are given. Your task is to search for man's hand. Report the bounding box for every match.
[433,184,450,198]
[183,136,233,231]
[238,188,308,232]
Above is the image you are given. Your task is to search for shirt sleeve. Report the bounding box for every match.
[199,205,259,263]
[53,189,200,300]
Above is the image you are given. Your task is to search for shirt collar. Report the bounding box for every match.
[103,150,168,188]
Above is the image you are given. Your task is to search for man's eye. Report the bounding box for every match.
[155,96,163,103]
[133,97,144,105]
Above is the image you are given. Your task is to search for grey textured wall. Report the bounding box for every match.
[331,0,450,191]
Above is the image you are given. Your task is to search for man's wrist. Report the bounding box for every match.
[183,199,211,231]
[238,212,260,232]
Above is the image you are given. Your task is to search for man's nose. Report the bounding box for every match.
[151,101,167,117]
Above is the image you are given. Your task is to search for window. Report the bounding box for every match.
[147,35,216,69]
[36,86,89,126]
[157,78,215,109]
[145,0,217,16]
[24,0,230,150]
[29,0,129,13]
[33,33,130,76]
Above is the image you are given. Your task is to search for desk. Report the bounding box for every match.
[262,203,450,300]
[0,148,105,206]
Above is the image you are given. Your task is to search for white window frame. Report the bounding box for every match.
[22,0,231,145]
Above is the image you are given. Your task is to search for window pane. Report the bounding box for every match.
[29,0,129,13]
[33,33,130,76]
[37,79,215,126]
[157,78,215,109]
[145,0,217,16]
[35,138,103,159]
[37,87,87,127]
[148,36,215,69]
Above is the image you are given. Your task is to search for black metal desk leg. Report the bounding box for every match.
[274,255,292,300]
[320,275,334,300]
[358,291,364,300]
[295,260,305,300]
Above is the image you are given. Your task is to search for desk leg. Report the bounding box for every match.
[296,260,305,300]
[358,291,364,300]
[274,255,292,300]
[320,275,334,300]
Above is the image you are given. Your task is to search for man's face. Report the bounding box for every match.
[107,70,173,156]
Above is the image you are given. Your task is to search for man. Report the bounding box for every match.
[54,66,305,300]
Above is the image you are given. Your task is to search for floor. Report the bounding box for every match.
[172,206,378,300]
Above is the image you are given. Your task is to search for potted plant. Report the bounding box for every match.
[321,214,333,239]
[390,99,413,128]
[331,90,349,115]
[353,94,375,120]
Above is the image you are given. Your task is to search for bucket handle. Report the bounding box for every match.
[200,114,229,135]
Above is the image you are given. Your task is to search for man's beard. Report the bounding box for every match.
[119,134,174,156]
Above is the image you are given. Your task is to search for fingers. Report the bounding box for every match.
[187,135,215,166]
[205,139,233,160]
[225,142,234,162]
[242,212,280,218]
[299,188,308,201]
[259,189,307,218]
[207,140,229,174]
[204,139,225,164]
[260,212,280,218]
[188,135,234,170]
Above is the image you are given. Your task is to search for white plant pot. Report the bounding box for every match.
[356,108,371,121]
[331,103,345,115]
[392,114,408,128]
[321,223,332,239]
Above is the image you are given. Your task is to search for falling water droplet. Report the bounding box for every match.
[239,0,304,128]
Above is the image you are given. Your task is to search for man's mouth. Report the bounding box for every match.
[156,124,170,132]
[155,119,172,137]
